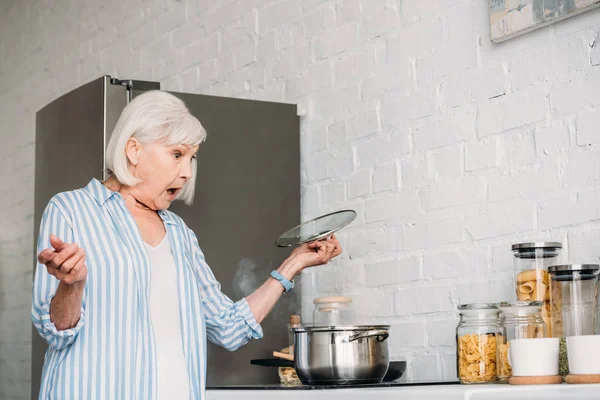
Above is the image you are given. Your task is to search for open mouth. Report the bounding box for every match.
[167,188,179,196]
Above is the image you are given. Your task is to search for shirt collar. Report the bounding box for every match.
[84,178,177,225]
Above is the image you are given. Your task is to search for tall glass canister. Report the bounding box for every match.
[548,264,600,376]
[456,304,501,384]
[512,242,562,336]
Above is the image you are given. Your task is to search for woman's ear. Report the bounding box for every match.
[125,138,140,166]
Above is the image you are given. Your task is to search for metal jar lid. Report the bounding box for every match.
[548,264,600,273]
[458,303,498,310]
[512,242,562,251]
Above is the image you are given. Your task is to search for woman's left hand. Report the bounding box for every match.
[289,234,342,272]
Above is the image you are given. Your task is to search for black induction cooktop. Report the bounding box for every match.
[207,379,460,390]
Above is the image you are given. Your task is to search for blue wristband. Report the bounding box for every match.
[270,270,294,293]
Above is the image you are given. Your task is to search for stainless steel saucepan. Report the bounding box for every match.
[291,325,390,385]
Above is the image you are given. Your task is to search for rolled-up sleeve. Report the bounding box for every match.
[31,200,86,350]
[189,230,263,351]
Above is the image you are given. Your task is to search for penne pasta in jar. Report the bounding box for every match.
[512,242,562,338]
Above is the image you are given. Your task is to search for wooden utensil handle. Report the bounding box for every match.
[272,351,294,361]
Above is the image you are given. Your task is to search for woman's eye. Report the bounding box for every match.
[174,152,182,159]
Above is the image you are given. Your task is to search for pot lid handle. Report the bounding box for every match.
[348,329,389,343]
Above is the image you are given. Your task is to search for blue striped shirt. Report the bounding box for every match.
[31,178,263,399]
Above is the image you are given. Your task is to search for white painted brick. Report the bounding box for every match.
[427,319,458,346]
[313,84,361,120]
[353,289,396,317]
[424,247,487,280]
[439,77,468,109]
[563,148,600,187]
[430,145,462,178]
[326,147,354,177]
[366,256,421,287]
[327,120,346,147]
[336,0,362,24]
[499,131,537,167]
[539,188,600,230]
[488,162,560,202]
[395,285,454,316]
[347,170,371,199]
[285,63,331,99]
[470,64,506,101]
[550,73,600,115]
[300,6,336,37]
[363,6,400,39]
[304,152,329,182]
[373,162,399,193]
[425,176,486,210]
[417,37,478,82]
[307,126,328,153]
[576,111,600,146]
[389,15,443,59]
[183,35,219,68]
[401,154,431,188]
[346,108,380,141]
[457,281,493,304]
[592,38,600,66]
[314,21,361,60]
[383,89,435,124]
[465,200,537,240]
[478,90,547,137]
[354,130,412,168]
[321,181,345,206]
[365,191,420,223]
[489,279,514,303]
[233,42,255,69]
[413,105,476,151]
[441,353,458,380]
[466,139,499,171]
[334,53,371,88]
[302,185,320,211]
[410,354,441,381]
[258,0,301,32]
[492,243,515,274]
[362,64,413,101]
[535,124,570,156]
[569,228,600,263]
[345,225,398,259]
[389,322,426,349]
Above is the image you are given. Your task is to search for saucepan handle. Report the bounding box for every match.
[348,330,389,343]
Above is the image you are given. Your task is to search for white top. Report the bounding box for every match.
[145,235,190,400]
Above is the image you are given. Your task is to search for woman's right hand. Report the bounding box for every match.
[38,234,88,286]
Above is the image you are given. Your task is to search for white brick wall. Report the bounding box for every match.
[2,0,600,395]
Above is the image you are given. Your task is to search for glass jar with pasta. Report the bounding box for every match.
[512,242,562,337]
[496,301,546,382]
[456,303,501,384]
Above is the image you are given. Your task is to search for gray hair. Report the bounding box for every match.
[105,90,207,205]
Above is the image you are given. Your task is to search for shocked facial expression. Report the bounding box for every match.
[127,140,199,210]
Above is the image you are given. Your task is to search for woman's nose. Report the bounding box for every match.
[180,161,192,180]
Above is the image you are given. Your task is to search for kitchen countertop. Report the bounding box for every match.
[206,383,600,400]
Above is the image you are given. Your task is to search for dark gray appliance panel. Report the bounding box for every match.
[157,91,301,386]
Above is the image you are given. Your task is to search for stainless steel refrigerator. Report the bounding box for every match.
[32,76,300,398]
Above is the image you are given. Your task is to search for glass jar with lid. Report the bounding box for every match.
[548,264,600,375]
[512,242,562,336]
[312,296,355,326]
[496,301,547,382]
[456,303,501,384]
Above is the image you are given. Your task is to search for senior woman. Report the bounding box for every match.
[31,90,342,400]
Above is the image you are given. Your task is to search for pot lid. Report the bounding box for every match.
[275,209,357,247]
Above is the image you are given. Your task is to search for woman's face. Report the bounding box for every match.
[128,140,199,210]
